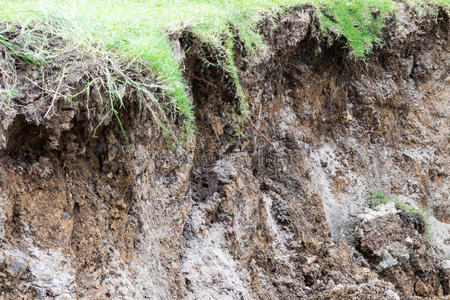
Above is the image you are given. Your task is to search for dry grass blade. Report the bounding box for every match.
[44,65,66,119]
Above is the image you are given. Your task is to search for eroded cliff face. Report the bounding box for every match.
[0,4,449,299]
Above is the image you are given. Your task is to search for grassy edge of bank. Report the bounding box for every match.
[1,0,448,141]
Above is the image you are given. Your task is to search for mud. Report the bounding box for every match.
[0,4,449,299]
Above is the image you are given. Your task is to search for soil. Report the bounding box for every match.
[0,4,449,299]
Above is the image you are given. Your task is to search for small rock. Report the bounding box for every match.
[405,236,413,245]
[358,202,398,222]
[7,260,27,278]
[388,242,410,263]
[39,156,50,164]
[414,279,429,297]
[378,250,398,271]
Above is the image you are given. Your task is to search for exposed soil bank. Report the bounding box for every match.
[0,4,449,299]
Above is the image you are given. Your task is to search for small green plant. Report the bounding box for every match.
[370,190,435,242]
[0,88,22,104]
[370,190,391,207]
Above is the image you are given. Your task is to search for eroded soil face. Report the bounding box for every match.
[0,5,449,300]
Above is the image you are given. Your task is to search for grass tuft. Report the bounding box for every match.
[0,87,22,105]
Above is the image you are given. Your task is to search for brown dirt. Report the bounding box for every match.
[0,4,449,300]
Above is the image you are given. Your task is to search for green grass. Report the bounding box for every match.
[0,88,22,105]
[1,0,448,139]
[370,190,435,241]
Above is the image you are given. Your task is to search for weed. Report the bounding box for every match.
[0,88,22,105]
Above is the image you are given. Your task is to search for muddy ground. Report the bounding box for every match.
[0,4,449,300]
